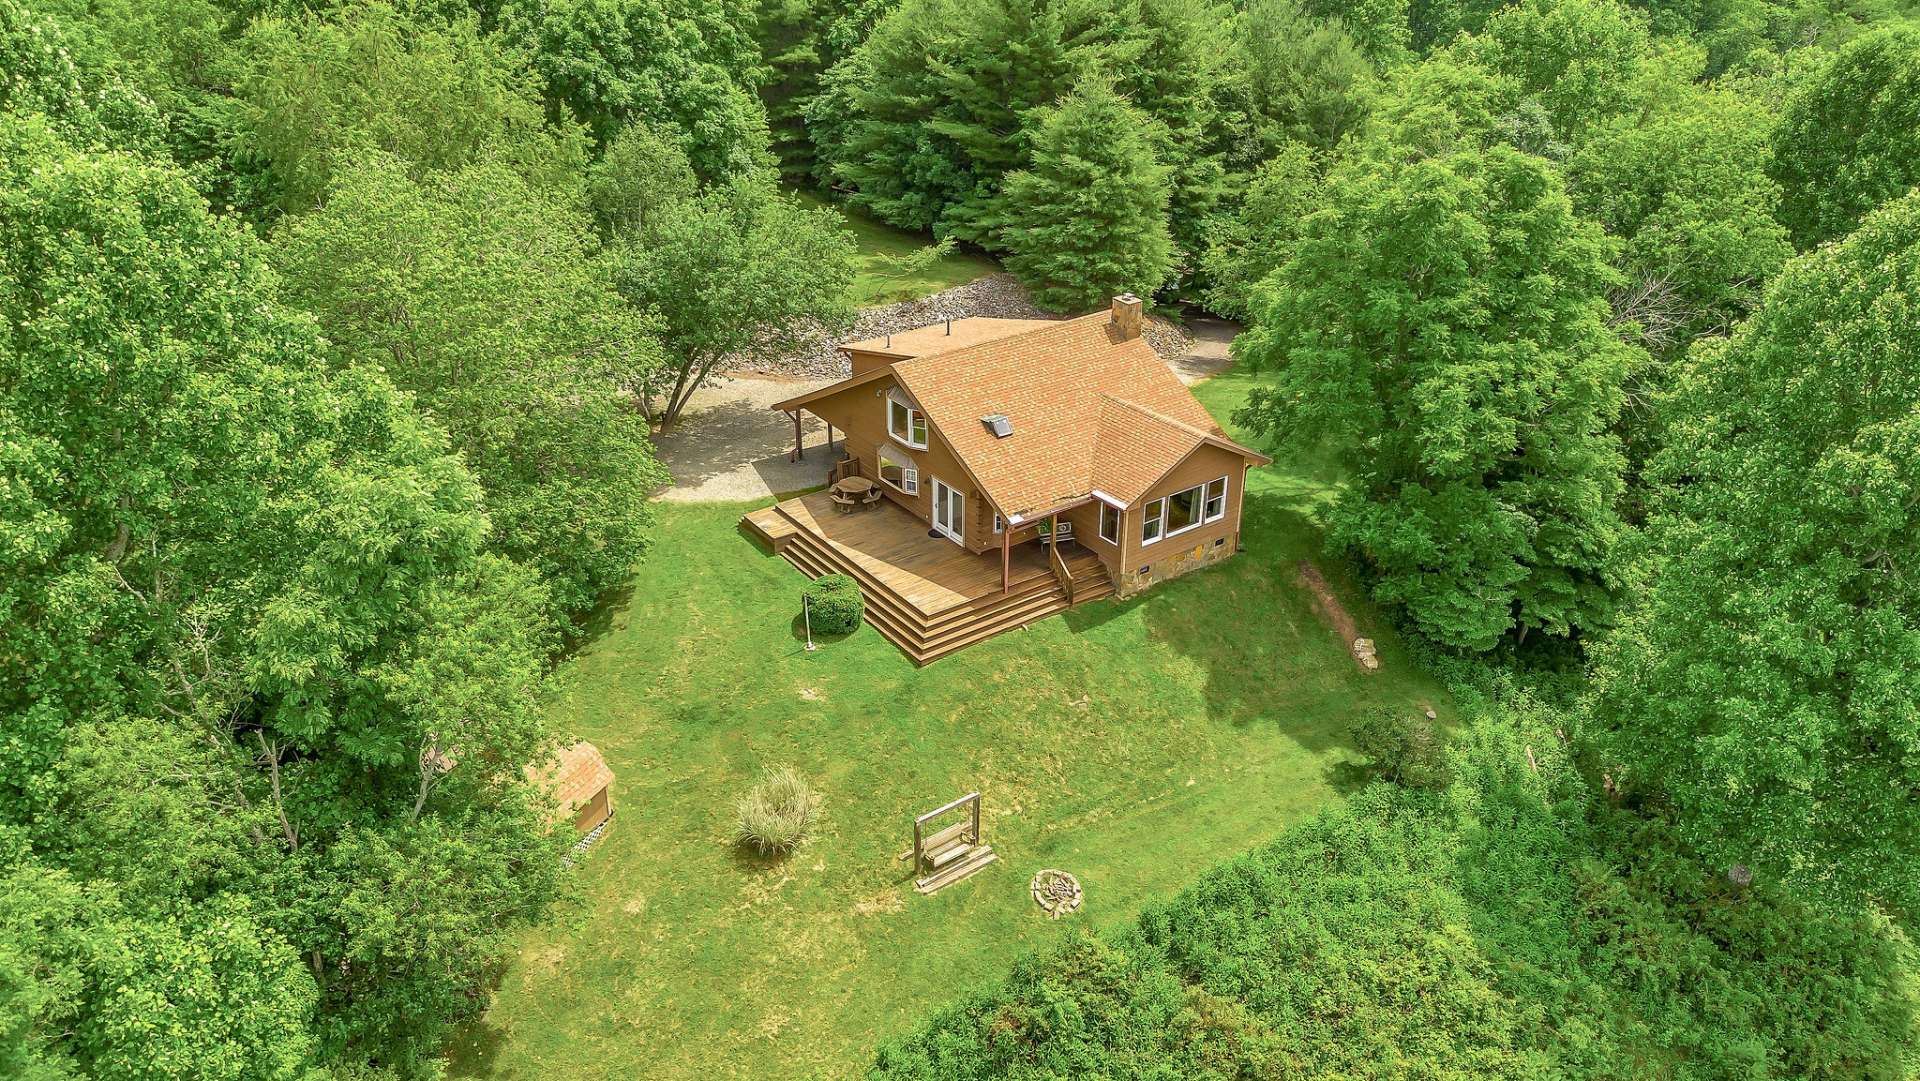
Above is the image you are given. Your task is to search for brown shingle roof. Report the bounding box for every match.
[844,318,1057,359]
[775,311,1270,518]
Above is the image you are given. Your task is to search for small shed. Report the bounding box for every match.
[528,741,615,835]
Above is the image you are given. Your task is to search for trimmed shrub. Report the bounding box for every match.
[804,574,863,635]
[1349,707,1452,789]
[734,767,821,856]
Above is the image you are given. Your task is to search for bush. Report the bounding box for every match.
[734,767,821,856]
[1349,707,1452,789]
[804,574,863,635]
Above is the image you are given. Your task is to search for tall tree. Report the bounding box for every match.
[1771,26,1920,248]
[1236,145,1636,650]
[0,112,565,1078]
[1000,79,1176,310]
[1462,0,1656,144]
[584,120,699,239]
[497,0,773,181]
[616,178,857,425]
[272,151,667,622]
[227,0,577,217]
[1591,192,1920,912]
[1200,142,1320,319]
[1227,0,1377,159]
[1571,85,1790,352]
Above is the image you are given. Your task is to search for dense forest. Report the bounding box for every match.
[2,0,1919,1075]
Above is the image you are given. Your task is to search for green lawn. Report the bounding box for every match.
[796,190,1003,306]
[447,373,1457,1081]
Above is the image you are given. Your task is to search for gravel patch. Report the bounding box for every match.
[728,272,1193,380]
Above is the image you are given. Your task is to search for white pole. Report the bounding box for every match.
[803,593,816,652]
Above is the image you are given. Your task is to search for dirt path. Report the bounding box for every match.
[653,318,1245,503]
[1168,316,1237,385]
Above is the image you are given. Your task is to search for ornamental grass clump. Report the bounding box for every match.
[804,574,862,635]
[734,767,821,856]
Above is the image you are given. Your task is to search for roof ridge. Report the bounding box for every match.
[890,312,1097,374]
[1101,394,1217,439]
[1101,394,1272,463]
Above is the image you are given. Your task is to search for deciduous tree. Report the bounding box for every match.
[273,151,666,621]
[1591,192,1920,911]
[1236,145,1635,650]
[617,179,856,425]
[1771,26,1920,247]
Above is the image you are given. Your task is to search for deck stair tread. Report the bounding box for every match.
[747,490,1116,664]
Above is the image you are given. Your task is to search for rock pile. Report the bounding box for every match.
[1352,637,1380,671]
[1030,868,1083,918]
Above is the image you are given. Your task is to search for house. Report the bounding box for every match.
[742,295,1271,663]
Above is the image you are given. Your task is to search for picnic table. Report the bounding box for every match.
[829,474,881,512]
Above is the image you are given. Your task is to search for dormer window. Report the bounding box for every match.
[888,390,928,448]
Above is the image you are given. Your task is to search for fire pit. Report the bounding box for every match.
[1029,869,1083,918]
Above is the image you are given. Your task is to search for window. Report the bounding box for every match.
[1203,477,1227,522]
[1141,476,1229,545]
[993,513,1004,533]
[1166,487,1198,534]
[877,445,918,494]
[1098,502,1119,544]
[887,392,928,448]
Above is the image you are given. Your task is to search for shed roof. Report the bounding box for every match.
[527,741,613,823]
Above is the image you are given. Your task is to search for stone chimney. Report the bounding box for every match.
[1111,294,1143,340]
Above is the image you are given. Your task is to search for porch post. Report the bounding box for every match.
[1001,523,1011,593]
[790,410,803,462]
[827,422,835,453]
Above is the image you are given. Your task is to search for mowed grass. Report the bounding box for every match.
[795,190,1003,306]
[448,373,1457,1081]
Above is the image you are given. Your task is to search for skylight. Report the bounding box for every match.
[982,414,1012,438]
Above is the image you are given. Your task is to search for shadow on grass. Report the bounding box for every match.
[790,611,858,646]
[444,969,511,1078]
[1323,759,1375,795]
[557,580,635,662]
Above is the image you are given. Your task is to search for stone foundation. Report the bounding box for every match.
[1116,534,1238,598]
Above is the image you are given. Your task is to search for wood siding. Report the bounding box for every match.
[1114,443,1249,590]
[802,374,1001,553]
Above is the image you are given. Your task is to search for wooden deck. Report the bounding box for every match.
[743,491,1112,663]
[769,491,1054,617]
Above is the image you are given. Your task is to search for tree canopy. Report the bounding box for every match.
[271,150,667,622]
[1236,143,1636,650]
[0,112,566,1079]
[1591,192,1920,912]
[1771,26,1920,248]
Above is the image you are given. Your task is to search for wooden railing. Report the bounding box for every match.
[1048,540,1076,605]
[828,455,863,485]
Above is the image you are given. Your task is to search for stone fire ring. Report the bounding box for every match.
[1030,869,1083,918]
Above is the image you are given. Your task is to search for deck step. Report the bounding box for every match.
[748,496,1117,665]
[915,846,998,895]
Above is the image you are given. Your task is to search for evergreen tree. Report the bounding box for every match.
[1000,79,1175,310]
